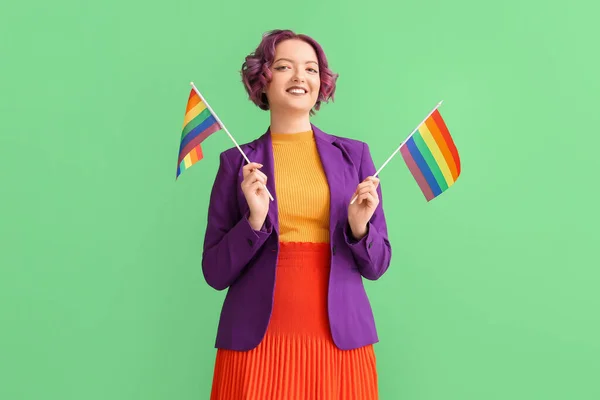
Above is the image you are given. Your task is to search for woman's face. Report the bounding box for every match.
[264,39,321,115]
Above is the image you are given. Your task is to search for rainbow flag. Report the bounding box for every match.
[400,109,461,201]
[176,88,222,178]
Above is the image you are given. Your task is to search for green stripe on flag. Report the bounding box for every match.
[182,108,211,138]
[413,131,448,191]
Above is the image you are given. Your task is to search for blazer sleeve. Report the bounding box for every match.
[342,141,393,280]
[201,151,274,290]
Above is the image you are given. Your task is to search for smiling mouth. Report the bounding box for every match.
[286,87,308,95]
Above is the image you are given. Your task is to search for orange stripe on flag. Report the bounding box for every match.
[432,110,461,177]
[190,146,199,163]
[425,116,458,180]
[186,90,201,113]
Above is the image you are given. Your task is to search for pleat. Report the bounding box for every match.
[209,242,378,400]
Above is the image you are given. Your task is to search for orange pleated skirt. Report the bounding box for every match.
[210,241,378,400]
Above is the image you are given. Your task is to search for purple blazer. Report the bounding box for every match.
[201,124,392,351]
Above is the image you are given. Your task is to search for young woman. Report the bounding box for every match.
[202,29,393,399]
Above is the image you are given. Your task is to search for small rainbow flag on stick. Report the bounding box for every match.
[176,82,274,201]
[176,84,223,178]
[399,104,461,201]
[350,101,460,203]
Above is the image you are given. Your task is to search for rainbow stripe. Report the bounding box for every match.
[400,109,460,201]
[176,88,222,178]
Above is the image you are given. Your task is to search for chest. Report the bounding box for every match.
[272,144,331,223]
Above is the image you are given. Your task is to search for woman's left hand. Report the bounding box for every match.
[348,176,380,240]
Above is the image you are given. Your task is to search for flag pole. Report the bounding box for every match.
[190,82,274,202]
[350,100,444,205]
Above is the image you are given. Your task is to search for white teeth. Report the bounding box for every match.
[288,89,306,94]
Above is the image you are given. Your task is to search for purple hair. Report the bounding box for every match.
[241,29,339,115]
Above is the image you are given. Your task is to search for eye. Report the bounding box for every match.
[274,65,290,71]
[307,68,319,73]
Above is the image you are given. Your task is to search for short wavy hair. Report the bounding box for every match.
[241,29,339,115]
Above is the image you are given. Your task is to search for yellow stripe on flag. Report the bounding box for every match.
[183,153,192,168]
[419,123,455,185]
[182,101,207,128]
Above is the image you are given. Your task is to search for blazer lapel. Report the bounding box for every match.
[312,124,348,236]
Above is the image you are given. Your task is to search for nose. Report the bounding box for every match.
[292,70,305,83]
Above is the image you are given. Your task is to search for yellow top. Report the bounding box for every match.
[271,130,330,243]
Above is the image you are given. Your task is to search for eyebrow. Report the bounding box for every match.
[273,58,319,65]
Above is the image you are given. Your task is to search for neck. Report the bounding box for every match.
[269,108,311,134]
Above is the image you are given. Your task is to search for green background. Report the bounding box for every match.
[2,0,598,398]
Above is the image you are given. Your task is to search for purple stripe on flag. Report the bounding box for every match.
[177,122,221,164]
[401,144,434,201]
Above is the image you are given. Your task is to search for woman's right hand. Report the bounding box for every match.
[241,162,270,230]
